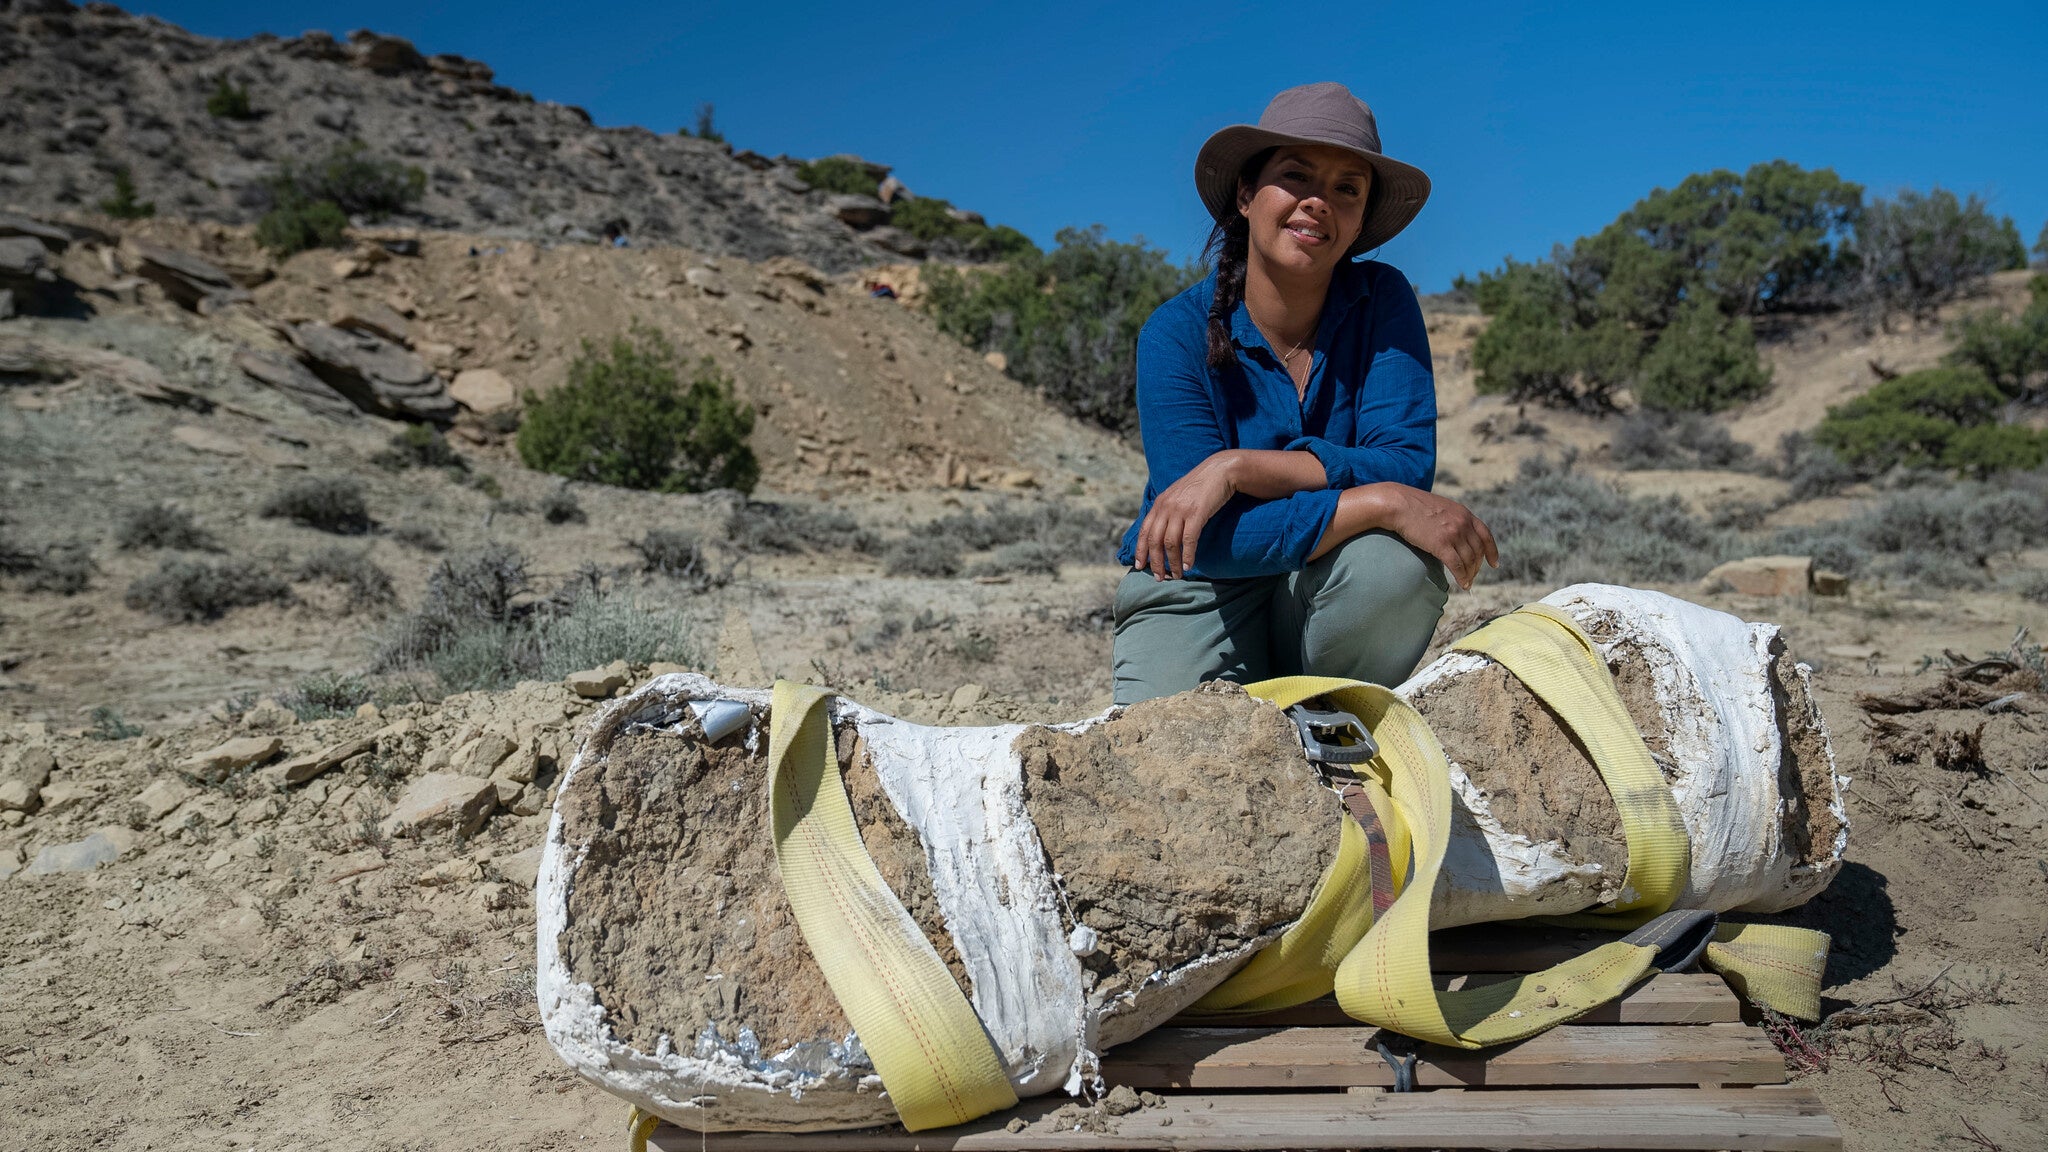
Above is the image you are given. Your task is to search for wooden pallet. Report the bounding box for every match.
[646,930,1841,1151]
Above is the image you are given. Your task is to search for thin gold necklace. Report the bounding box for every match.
[1254,319,1311,365]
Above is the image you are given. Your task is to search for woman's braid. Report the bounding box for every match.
[1204,213,1249,371]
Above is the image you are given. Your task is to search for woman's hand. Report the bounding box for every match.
[1373,484,1499,590]
[1135,451,1240,579]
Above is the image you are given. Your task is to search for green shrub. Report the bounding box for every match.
[889,197,1038,261]
[260,477,372,534]
[1946,280,2048,401]
[1941,424,2048,478]
[274,141,424,220]
[256,198,348,256]
[540,488,586,525]
[116,503,217,551]
[794,156,880,197]
[1775,431,1858,499]
[99,168,155,220]
[967,540,1065,578]
[517,325,758,494]
[923,227,1199,436]
[292,546,396,612]
[1633,299,1772,412]
[533,592,696,682]
[1814,367,2020,474]
[125,558,293,621]
[370,424,465,471]
[206,76,255,120]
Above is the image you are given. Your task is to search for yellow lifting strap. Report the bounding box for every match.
[766,681,1018,1132]
[1450,603,1690,927]
[1193,606,1828,1042]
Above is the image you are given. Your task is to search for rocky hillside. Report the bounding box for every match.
[0,0,938,271]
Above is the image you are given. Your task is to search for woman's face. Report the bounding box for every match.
[1237,145,1373,278]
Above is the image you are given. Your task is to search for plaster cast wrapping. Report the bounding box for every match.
[537,585,1846,1132]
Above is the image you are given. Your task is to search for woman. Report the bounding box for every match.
[1113,82,1498,705]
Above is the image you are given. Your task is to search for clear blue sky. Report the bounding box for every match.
[141,1,2047,290]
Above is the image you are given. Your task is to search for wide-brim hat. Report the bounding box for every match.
[1196,82,1431,257]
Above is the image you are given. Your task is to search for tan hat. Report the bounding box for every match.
[1195,82,1431,257]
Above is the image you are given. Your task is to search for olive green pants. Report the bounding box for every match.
[1111,530,1450,705]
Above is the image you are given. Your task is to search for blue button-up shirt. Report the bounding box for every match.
[1116,259,1437,579]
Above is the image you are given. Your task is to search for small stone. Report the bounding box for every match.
[996,470,1038,490]
[37,780,97,815]
[683,267,728,297]
[419,858,483,887]
[983,350,1008,372]
[0,777,40,815]
[327,849,388,883]
[564,664,630,699]
[238,697,297,732]
[1812,569,1849,597]
[449,368,517,414]
[382,772,497,838]
[181,736,283,782]
[509,784,548,818]
[0,745,55,814]
[496,844,544,889]
[280,735,378,785]
[333,301,410,343]
[491,778,523,808]
[354,702,382,720]
[455,732,518,777]
[234,797,279,826]
[170,425,245,457]
[950,683,987,710]
[135,777,197,821]
[1004,1118,1028,1134]
[1701,555,1812,598]
[1102,1085,1142,1117]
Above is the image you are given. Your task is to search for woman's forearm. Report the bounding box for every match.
[1219,448,1328,499]
[1307,483,1397,561]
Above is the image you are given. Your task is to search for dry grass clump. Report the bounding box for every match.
[261,476,372,534]
[125,557,293,621]
[292,546,397,612]
[115,503,218,551]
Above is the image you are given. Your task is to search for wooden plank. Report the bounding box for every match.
[652,1086,1840,1151]
[1100,1023,1785,1090]
[1169,973,1739,1028]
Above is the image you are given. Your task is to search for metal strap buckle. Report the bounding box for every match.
[1287,705,1378,765]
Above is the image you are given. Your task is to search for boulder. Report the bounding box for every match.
[0,335,199,407]
[333,301,411,344]
[0,235,63,314]
[1703,555,1814,598]
[348,30,428,74]
[682,266,728,297]
[181,735,282,782]
[877,175,909,204]
[382,772,497,838]
[0,212,70,253]
[290,322,457,423]
[448,368,516,414]
[453,732,518,777]
[234,349,358,420]
[864,226,926,259]
[130,242,243,311]
[826,194,890,230]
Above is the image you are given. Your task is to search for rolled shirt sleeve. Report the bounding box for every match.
[1123,316,1340,580]
[1117,261,1437,580]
